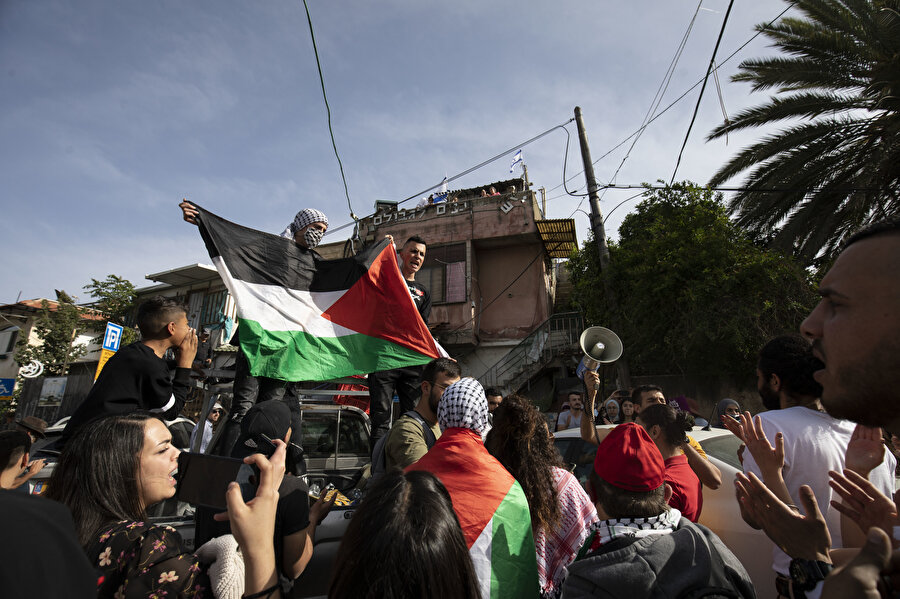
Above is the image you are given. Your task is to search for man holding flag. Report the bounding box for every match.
[180,200,331,454]
[368,235,432,449]
[179,201,442,454]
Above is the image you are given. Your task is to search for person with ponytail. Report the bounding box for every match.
[636,403,703,522]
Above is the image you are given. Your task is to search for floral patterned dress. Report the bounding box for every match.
[87,520,210,599]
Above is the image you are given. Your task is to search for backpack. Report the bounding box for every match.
[370,411,436,482]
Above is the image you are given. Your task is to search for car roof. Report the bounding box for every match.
[554,424,733,442]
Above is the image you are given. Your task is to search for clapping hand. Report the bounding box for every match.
[734,472,831,562]
[723,411,785,480]
[829,469,899,546]
[845,425,886,478]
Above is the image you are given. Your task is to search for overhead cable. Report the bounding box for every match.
[669,0,736,183]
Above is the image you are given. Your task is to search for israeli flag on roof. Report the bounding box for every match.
[509,150,523,173]
[433,176,449,203]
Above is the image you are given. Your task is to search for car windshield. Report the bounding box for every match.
[697,434,742,470]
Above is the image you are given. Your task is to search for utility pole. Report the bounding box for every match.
[574,106,631,388]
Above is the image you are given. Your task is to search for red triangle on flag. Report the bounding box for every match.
[321,245,439,359]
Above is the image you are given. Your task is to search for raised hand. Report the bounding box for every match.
[735,471,831,562]
[179,199,200,225]
[829,469,899,543]
[845,425,886,478]
[175,328,198,369]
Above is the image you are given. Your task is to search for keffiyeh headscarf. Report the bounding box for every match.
[280,208,329,238]
[438,377,490,436]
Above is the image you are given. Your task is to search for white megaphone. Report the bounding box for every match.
[576,327,623,379]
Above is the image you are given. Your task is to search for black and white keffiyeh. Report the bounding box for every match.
[438,377,490,436]
[578,508,681,558]
[280,208,328,238]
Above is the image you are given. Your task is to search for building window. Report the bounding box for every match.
[419,243,466,304]
[200,290,228,328]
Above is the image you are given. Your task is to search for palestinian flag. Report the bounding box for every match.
[407,428,540,599]
[195,206,442,381]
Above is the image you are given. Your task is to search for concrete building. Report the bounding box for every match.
[319,177,581,403]
[0,299,104,400]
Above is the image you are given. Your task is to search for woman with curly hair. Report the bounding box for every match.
[485,395,598,598]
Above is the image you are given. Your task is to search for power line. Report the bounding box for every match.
[670,0,735,183]
[600,183,886,193]
[393,120,574,208]
[301,0,356,220]
[547,2,796,195]
[600,0,704,201]
[323,118,574,237]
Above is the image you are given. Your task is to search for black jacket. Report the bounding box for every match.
[60,342,191,445]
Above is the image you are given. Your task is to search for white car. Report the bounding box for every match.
[553,425,775,599]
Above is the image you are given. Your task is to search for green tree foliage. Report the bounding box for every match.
[568,182,818,379]
[708,0,900,263]
[84,274,139,345]
[14,291,86,376]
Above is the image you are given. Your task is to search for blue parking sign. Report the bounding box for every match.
[0,378,14,398]
[102,323,125,352]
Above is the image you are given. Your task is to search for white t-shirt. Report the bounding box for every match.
[743,406,897,576]
[557,410,584,431]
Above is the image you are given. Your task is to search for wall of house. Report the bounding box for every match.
[359,193,552,348]
[473,243,550,340]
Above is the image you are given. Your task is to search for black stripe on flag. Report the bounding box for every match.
[196,205,390,293]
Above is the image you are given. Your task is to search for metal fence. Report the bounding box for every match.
[478,311,583,392]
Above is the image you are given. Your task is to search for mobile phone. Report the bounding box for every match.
[176,452,257,510]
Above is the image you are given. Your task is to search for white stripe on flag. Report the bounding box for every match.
[212,257,356,337]
[510,150,523,173]
[470,518,493,599]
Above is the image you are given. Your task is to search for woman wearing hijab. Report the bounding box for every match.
[713,398,741,429]
[601,399,621,425]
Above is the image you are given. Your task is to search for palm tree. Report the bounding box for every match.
[707,0,900,262]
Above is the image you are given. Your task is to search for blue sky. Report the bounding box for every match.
[1,0,792,302]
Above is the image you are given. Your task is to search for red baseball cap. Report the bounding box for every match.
[593,422,665,492]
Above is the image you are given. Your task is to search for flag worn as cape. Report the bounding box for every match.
[407,428,540,599]
[196,206,441,381]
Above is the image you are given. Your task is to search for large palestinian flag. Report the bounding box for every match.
[407,428,540,599]
[195,206,441,381]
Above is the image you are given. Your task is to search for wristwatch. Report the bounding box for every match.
[789,558,834,591]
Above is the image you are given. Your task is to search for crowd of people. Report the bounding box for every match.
[3,212,899,599]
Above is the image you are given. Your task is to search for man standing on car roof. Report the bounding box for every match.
[367,235,432,450]
[179,200,329,456]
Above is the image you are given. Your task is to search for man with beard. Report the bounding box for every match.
[726,220,900,598]
[374,357,461,473]
[738,335,895,596]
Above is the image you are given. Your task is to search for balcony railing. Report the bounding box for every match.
[478,311,583,392]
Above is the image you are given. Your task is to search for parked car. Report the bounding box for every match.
[293,403,370,598]
[553,425,774,599]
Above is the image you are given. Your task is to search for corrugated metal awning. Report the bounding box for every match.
[536,219,578,258]
[145,264,219,286]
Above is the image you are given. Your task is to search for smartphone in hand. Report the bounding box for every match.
[176,452,257,510]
